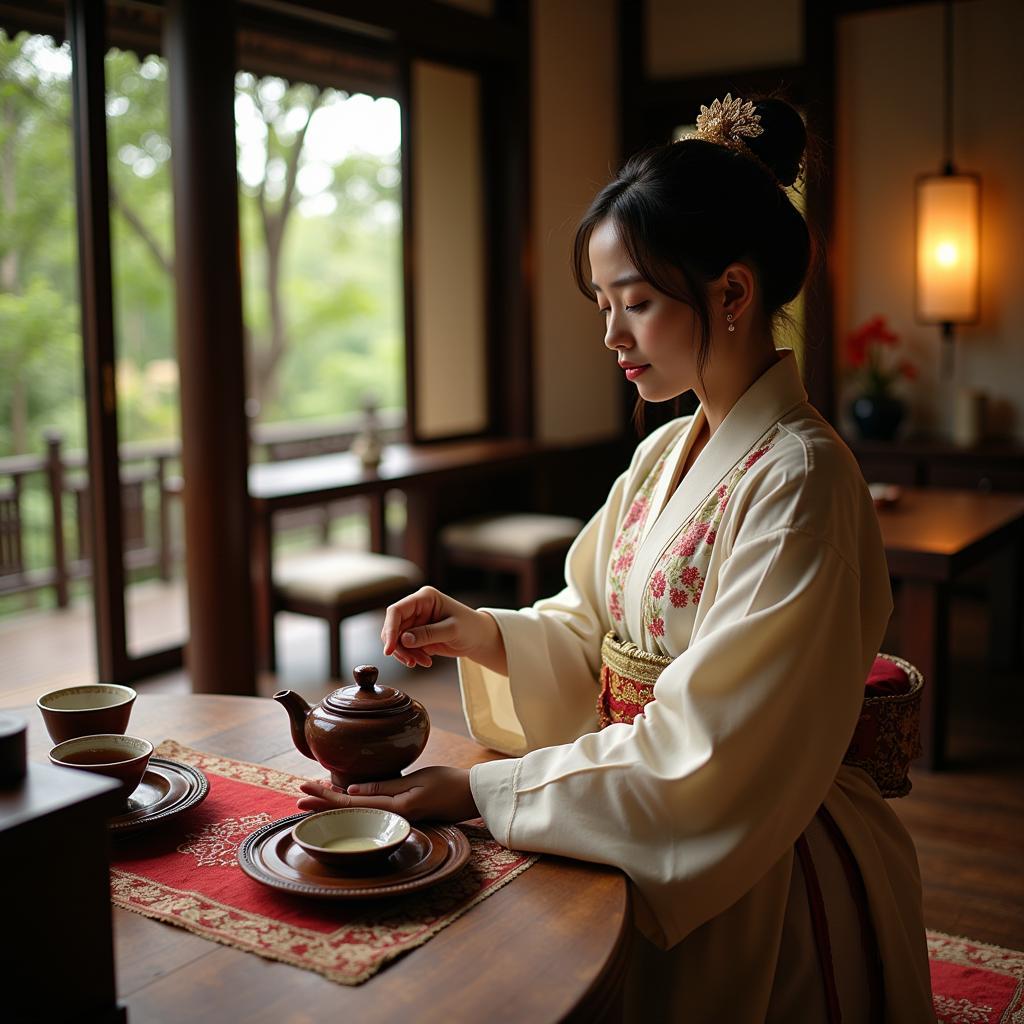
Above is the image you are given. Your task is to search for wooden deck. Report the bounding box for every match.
[1,583,1021,954]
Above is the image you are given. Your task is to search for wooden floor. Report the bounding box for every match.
[2,579,1021,952]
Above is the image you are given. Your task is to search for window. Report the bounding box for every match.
[234,74,404,430]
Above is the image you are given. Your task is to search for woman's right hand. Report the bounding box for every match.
[381,586,507,673]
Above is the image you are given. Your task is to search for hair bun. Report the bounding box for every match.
[744,98,806,187]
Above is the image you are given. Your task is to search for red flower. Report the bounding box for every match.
[680,520,710,556]
[705,529,716,546]
[623,497,648,529]
[669,587,687,607]
[846,314,900,368]
[681,565,700,585]
[844,313,916,398]
[608,591,623,621]
[651,571,666,598]
[847,328,869,368]
[744,445,770,469]
[648,616,665,638]
[873,318,899,345]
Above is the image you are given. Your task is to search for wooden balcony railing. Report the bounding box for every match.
[0,409,405,609]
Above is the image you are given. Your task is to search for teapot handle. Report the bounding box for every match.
[353,665,379,692]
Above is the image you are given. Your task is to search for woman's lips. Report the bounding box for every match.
[623,365,649,381]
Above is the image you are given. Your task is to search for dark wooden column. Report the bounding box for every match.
[165,0,256,695]
[67,0,128,683]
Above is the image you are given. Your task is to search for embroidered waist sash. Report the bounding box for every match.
[597,631,923,798]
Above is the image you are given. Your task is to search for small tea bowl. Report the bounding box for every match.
[37,683,136,744]
[292,808,411,870]
[49,734,153,808]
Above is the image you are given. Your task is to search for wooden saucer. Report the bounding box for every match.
[109,757,209,835]
[238,812,471,899]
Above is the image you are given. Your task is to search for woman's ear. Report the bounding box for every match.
[713,263,757,321]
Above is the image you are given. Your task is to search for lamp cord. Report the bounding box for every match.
[943,0,954,175]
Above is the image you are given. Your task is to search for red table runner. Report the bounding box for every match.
[928,930,1024,1023]
[110,741,537,985]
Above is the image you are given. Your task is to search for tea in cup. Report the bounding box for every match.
[49,734,153,807]
[37,684,136,744]
[292,807,411,870]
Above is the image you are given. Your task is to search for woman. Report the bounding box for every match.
[298,96,934,1022]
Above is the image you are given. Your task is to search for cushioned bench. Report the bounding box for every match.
[274,548,423,679]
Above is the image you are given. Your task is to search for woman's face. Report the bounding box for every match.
[588,218,701,403]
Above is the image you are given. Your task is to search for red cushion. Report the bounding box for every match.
[866,656,911,697]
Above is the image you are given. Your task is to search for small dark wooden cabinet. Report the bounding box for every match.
[0,761,126,1023]
[849,438,1024,493]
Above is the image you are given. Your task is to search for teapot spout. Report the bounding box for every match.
[273,690,315,761]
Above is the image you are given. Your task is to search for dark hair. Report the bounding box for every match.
[572,97,814,392]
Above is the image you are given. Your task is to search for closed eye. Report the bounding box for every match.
[625,301,648,313]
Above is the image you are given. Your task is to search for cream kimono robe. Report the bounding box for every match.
[459,351,934,1022]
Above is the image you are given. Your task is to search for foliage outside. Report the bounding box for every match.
[0,31,404,615]
[0,30,404,457]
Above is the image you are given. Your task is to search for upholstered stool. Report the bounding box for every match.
[439,513,584,607]
[274,548,423,679]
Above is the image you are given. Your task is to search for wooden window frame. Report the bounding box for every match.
[0,0,533,683]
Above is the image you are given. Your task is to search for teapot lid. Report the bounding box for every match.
[322,665,412,716]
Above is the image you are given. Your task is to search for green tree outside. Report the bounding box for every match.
[0,30,404,614]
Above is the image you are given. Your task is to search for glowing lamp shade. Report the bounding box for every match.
[915,173,980,324]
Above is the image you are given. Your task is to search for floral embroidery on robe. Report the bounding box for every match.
[605,446,673,627]
[639,426,780,655]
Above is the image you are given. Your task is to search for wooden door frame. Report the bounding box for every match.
[67,0,183,684]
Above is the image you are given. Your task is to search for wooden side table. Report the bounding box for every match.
[875,489,1024,768]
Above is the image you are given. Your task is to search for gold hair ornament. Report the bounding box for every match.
[683,93,803,190]
[692,93,763,152]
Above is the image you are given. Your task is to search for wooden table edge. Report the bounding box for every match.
[19,696,633,1022]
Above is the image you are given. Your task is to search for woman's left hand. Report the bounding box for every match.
[296,766,478,823]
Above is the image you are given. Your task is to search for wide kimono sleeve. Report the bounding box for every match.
[469,470,894,949]
[458,419,688,756]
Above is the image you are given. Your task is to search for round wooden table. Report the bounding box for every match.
[24,694,631,1023]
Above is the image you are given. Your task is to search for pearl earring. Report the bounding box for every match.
[726,313,735,333]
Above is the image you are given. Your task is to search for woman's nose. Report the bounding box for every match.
[604,311,632,351]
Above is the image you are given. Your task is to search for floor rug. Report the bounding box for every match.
[929,930,1024,1023]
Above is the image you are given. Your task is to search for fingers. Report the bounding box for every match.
[296,795,339,812]
[346,777,410,796]
[380,587,437,657]
[400,617,457,650]
[296,778,411,815]
[381,588,459,667]
[298,780,346,806]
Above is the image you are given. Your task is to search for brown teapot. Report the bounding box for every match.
[274,665,429,789]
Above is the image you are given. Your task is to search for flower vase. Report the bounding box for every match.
[351,396,384,470]
[850,393,905,441]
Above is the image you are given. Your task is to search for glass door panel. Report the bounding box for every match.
[104,47,188,661]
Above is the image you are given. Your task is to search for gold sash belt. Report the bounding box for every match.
[597,632,923,798]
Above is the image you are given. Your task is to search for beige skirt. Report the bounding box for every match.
[624,809,879,1024]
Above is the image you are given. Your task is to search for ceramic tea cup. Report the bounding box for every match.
[292,807,411,871]
[49,734,153,806]
[37,683,136,744]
